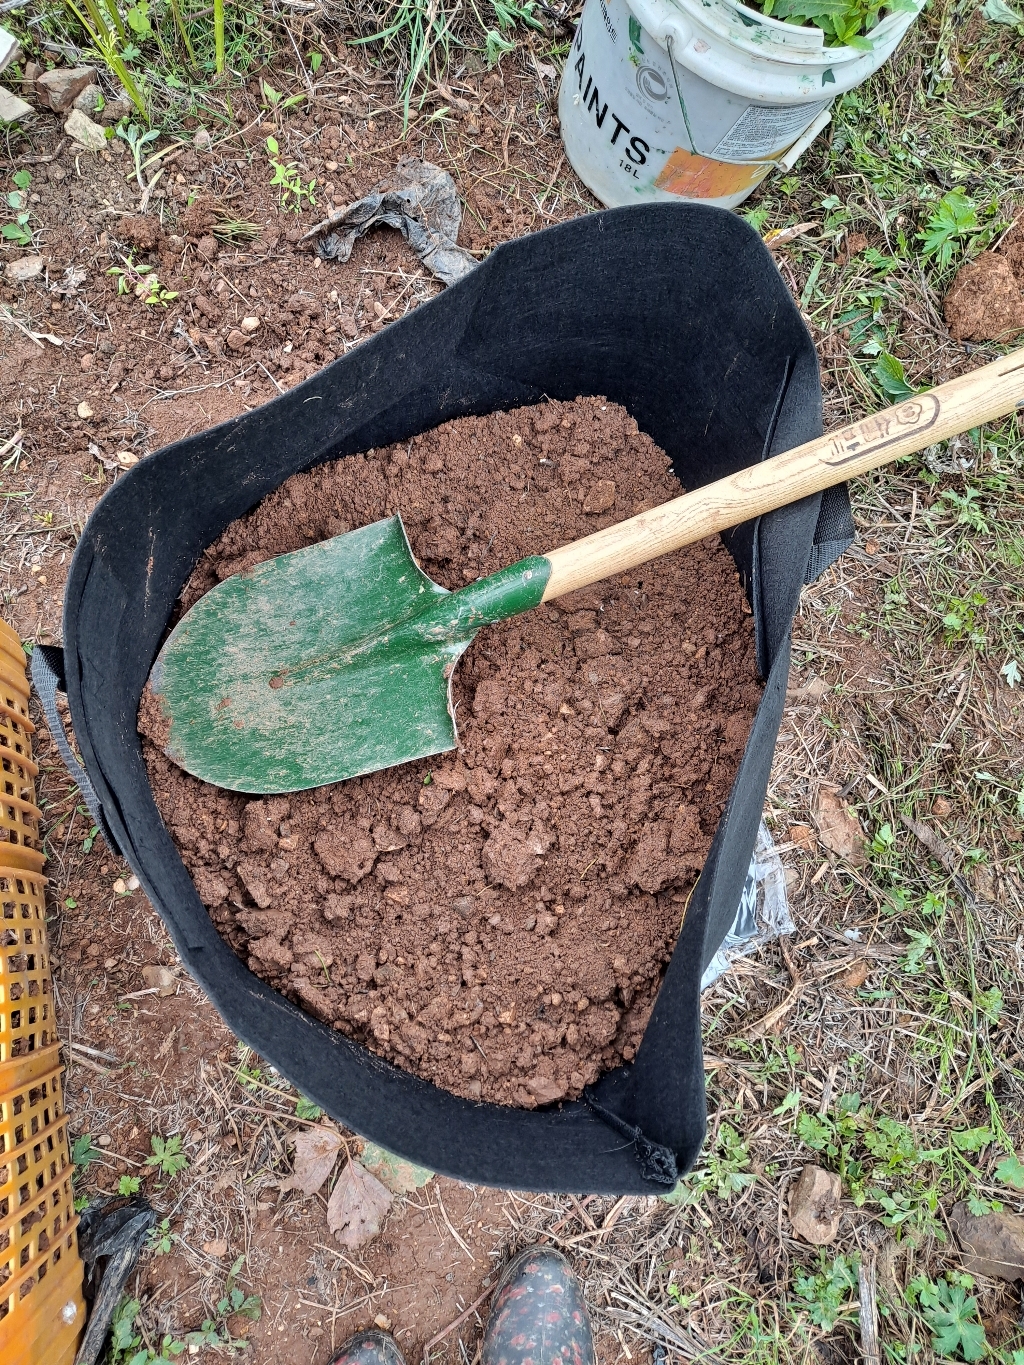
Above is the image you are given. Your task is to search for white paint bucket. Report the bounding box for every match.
[558,0,923,209]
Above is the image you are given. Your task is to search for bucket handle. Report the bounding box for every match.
[31,643,122,857]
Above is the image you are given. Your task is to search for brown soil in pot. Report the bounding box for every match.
[140,395,762,1108]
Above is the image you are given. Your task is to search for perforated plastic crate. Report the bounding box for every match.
[0,618,83,1365]
[0,623,43,875]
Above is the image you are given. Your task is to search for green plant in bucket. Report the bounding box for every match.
[747,0,919,48]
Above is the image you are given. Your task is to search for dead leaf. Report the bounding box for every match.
[358,1141,433,1195]
[814,791,866,864]
[203,1239,228,1258]
[327,1159,393,1249]
[788,824,817,852]
[899,814,956,874]
[279,1125,343,1196]
[789,1164,842,1244]
[841,959,872,990]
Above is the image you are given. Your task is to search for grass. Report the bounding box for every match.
[20,0,285,124]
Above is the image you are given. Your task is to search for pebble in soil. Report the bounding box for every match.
[141,395,762,1108]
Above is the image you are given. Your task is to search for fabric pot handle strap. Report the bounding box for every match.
[31,643,121,857]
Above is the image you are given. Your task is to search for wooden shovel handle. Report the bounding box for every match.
[541,348,1024,602]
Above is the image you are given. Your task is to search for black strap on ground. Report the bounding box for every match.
[30,643,120,857]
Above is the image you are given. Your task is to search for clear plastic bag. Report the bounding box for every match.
[700,820,793,991]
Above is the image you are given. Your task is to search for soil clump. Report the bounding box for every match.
[140,396,761,1107]
[944,211,1024,342]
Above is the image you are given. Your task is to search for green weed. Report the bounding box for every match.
[265,137,316,213]
[790,1252,858,1332]
[756,0,918,47]
[145,1132,188,1178]
[907,1273,987,1362]
[2,170,33,246]
[109,1260,259,1362]
[107,254,179,307]
[148,1218,172,1255]
[669,1122,756,1204]
[343,0,545,125]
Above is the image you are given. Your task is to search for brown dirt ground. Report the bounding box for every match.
[139,396,759,1107]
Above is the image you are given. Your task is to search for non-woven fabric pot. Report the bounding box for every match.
[37,204,852,1195]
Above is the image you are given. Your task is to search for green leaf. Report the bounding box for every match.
[146,1132,189,1178]
[1001,658,1022,689]
[995,1154,1024,1190]
[295,1095,323,1121]
[72,1132,101,1170]
[920,1280,987,1361]
[873,351,916,399]
[12,170,31,190]
[951,1127,993,1153]
[982,0,1024,26]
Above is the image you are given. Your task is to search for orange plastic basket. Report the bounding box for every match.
[0,619,84,1365]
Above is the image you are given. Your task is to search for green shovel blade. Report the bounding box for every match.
[151,516,550,793]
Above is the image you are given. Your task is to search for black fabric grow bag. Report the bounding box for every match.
[40,203,851,1195]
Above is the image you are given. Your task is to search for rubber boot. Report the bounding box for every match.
[329,1330,407,1365]
[482,1246,596,1365]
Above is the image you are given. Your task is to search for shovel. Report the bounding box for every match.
[151,349,1024,794]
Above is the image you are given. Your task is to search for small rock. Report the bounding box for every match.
[96,1133,112,1148]
[127,874,140,892]
[0,84,33,124]
[64,108,107,153]
[952,1201,1024,1281]
[103,957,117,969]
[99,98,130,127]
[194,127,213,152]
[77,401,94,419]
[789,1164,842,1244]
[112,878,126,894]
[37,66,98,113]
[5,255,44,283]
[117,451,139,468]
[196,234,219,261]
[22,60,41,93]
[0,28,21,77]
[80,354,94,371]
[141,964,176,996]
[373,1314,392,1332]
[240,315,260,333]
[203,1239,229,1258]
[583,479,616,514]
[72,83,103,115]
[226,329,249,351]
[527,1074,566,1105]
